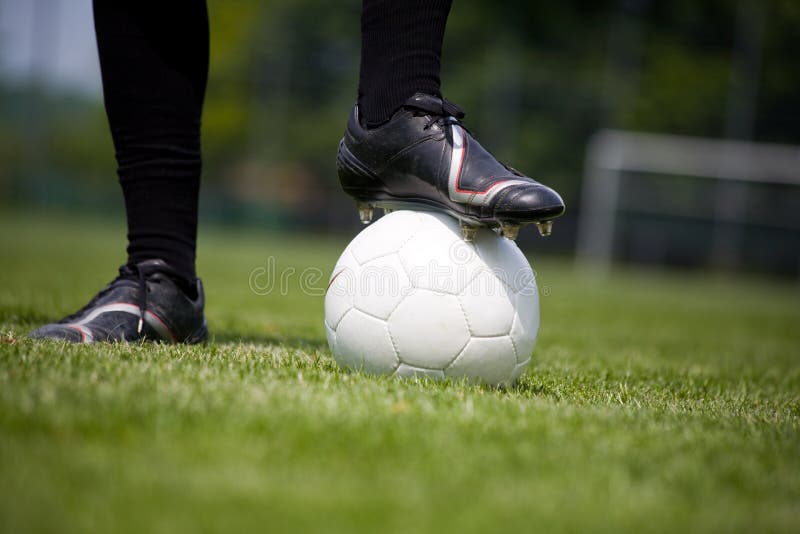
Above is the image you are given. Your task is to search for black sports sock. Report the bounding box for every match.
[357,0,453,128]
[93,0,208,285]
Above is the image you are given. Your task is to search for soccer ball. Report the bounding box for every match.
[324,210,539,386]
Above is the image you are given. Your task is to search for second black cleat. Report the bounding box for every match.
[28,259,208,344]
[337,93,565,240]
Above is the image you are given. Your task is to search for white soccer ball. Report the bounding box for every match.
[324,210,540,386]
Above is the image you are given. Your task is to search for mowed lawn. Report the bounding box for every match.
[0,211,798,533]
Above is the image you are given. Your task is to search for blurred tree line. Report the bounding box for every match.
[1,0,798,252]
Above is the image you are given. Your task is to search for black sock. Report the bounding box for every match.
[93,0,208,285]
[357,0,453,128]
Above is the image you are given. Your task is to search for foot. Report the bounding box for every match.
[28,259,208,343]
[336,93,565,240]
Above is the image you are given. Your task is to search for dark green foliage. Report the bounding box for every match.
[2,1,798,229]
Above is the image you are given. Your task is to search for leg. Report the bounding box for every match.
[94,0,209,284]
[357,0,452,127]
[339,0,565,240]
[28,0,209,343]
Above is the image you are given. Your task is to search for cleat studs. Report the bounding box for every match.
[460,221,479,241]
[500,223,521,240]
[536,220,553,237]
[357,202,374,224]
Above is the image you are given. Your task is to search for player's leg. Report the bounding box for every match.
[28,0,209,343]
[338,0,565,240]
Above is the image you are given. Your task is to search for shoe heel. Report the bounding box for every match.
[336,139,378,190]
[185,320,209,344]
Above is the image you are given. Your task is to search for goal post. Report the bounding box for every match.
[575,129,800,273]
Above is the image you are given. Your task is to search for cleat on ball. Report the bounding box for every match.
[337,93,565,238]
[536,220,553,237]
[460,221,479,241]
[500,222,521,240]
[357,201,374,224]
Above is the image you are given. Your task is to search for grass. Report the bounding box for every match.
[0,211,798,533]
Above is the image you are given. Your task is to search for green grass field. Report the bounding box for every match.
[1,211,798,533]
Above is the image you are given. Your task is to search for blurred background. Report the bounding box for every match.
[1,0,798,277]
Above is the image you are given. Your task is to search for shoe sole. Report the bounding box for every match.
[346,191,564,239]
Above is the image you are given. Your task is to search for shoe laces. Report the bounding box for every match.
[415,99,523,178]
[135,268,147,335]
[416,99,467,131]
[116,264,148,335]
[56,264,148,330]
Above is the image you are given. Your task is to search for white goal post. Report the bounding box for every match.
[575,129,800,272]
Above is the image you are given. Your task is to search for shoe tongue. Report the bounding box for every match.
[117,264,138,279]
[135,259,174,277]
[403,93,465,119]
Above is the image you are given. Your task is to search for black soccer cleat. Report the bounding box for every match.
[337,93,565,240]
[28,259,208,344]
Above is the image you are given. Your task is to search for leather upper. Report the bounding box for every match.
[339,93,565,222]
[28,259,207,343]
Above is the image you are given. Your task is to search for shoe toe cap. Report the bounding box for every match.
[28,324,86,343]
[494,183,565,219]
